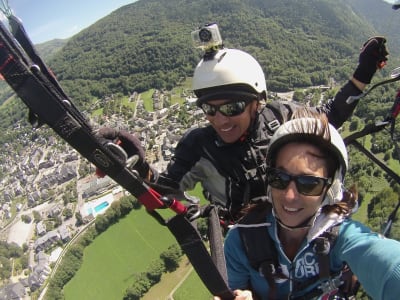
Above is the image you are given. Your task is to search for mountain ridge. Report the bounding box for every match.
[45,0,388,105]
[0,0,399,129]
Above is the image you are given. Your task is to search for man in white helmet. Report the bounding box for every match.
[99,37,388,221]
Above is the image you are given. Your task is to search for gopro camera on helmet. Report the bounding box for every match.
[191,23,223,51]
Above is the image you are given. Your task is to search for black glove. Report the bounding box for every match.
[353,36,389,84]
[96,127,150,179]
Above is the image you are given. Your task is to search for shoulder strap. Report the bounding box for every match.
[260,100,302,135]
[313,225,340,280]
[238,204,280,299]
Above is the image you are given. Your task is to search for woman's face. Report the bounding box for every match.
[204,99,258,144]
[271,142,329,228]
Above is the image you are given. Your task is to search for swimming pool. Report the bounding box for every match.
[94,201,109,213]
[81,193,115,220]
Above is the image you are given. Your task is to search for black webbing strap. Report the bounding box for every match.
[167,214,235,299]
[0,16,234,298]
[208,206,229,283]
[238,204,279,300]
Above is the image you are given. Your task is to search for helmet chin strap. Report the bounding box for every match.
[275,215,313,231]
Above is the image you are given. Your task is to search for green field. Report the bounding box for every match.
[173,267,212,300]
[63,209,176,300]
[64,184,212,299]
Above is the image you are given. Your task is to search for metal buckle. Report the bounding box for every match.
[319,277,342,295]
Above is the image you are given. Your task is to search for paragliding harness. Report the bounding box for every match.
[0,5,235,300]
[238,204,360,300]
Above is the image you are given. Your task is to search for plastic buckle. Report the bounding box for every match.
[267,119,280,132]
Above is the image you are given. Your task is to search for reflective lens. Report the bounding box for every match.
[201,101,249,117]
[266,168,331,196]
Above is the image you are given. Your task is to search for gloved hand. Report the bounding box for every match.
[353,36,389,84]
[96,127,151,179]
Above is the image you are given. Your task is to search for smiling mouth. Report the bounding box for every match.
[283,206,302,213]
[220,125,234,132]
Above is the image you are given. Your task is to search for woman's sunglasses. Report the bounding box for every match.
[200,100,250,117]
[266,168,332,196]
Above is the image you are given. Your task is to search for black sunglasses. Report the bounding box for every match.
[266,168,332,196]
[200,100,250,117]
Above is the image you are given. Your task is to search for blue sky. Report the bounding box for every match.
[6,0,137,44]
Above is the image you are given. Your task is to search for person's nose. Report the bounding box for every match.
[283,181,299,202]
[213,111,229,123]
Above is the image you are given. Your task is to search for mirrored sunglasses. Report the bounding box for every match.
[266,168,332,196]
[200,100,250,117]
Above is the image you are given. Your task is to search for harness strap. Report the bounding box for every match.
[240,225,279,300]
[238,204,280,300]
[208,206,229,283]
[167,214,234,299]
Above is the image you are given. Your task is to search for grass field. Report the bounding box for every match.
[142,257,212,300]
[173,266,212,300]
[64,184,212,299]
[63,208,176,300]
[141,89,155,111]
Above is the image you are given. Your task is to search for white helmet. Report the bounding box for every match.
[192,48,267,106]
[267,117,348,206]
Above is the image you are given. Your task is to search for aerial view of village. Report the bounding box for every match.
[0,87,209,299]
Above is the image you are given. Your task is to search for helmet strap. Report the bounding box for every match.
[276,216,313,231]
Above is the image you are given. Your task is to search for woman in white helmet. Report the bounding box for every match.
[221,108,400,300]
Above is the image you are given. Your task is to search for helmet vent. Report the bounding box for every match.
[217,51,227,63]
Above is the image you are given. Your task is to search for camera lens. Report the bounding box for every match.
[198,28,212,42]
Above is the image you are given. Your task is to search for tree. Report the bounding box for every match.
[123,272,151,300]
[132,197,142,210]
[75,212,83,226]
[0,256,11,280]
[349,118,360,131]
[120,195,134,215]
[95,215,109,233]
[21,214,32,224]
[63,208,73,220]
[160,244,182,272]
[20,254,29,270]
[33,210,42,223]
[146,260,165,284]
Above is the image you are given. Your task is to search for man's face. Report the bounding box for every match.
[201,99,258,143]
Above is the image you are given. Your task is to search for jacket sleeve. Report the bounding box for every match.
[157,128,203,189]
[320,80,362,128]
[334,220,400,300]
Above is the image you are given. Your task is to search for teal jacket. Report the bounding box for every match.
[224,213,400,299]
